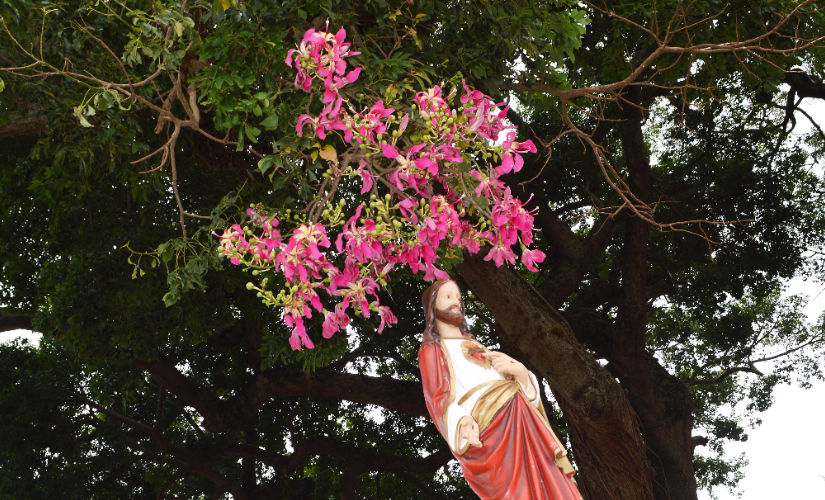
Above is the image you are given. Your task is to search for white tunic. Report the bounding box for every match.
[441,338,541,453]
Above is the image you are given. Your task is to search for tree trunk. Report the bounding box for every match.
[457,256,654,500]
[614,87,698,500]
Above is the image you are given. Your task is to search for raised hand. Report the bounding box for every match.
[483,351,536,399]
[483,351,527,379]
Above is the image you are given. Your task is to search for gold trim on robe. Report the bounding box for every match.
[461,377,577,478]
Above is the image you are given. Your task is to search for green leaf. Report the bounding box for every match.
[257,156,274,175]
[245,124,261,143]
[272,173,293,191]
[260,113,279,130]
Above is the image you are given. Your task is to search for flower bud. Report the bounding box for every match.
[246,282,255,290]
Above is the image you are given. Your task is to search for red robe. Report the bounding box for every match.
[420,342,583,500]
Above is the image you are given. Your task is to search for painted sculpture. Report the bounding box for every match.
[418,279,584,500]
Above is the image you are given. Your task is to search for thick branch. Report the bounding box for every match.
[691,436,709,449]
[616,86,653,364]
[784,71,825,100]
[0,314,32,333]
[0,114,45,138]
[137,356,426,433]
[561,305,618,360]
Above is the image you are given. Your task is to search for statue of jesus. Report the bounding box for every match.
[418,279,583,500]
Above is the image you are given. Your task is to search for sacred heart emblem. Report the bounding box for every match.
[461,340,491,369]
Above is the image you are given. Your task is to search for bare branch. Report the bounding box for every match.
[688,365,764,386]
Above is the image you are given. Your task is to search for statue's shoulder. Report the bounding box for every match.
[418,339,445,361]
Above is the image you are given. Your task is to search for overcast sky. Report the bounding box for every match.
[694,274,825,500]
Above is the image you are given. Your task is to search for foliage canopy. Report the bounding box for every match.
[2,0,825,499]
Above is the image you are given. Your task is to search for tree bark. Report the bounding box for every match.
[456,255,654,500]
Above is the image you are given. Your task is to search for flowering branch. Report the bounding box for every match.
[217,25,545,350]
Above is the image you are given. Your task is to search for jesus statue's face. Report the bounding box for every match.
[435,280,465,327]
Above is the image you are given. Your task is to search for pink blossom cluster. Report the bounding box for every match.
[285,24,361,108]
[217,26,546,351]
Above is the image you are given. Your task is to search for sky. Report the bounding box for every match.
[696,276,825,500]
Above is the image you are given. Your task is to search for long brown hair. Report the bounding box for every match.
[421,279,473,346]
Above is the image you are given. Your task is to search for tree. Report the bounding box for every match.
[2,0,825,499]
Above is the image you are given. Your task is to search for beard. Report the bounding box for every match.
[435,306,465,327]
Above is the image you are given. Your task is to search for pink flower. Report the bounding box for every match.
[463,235,482,254]
[418,214,448,248]
[285,25,361,95]
[398,113,409,134]
[497,131,537,176]
[397,197,419,224]
[415,85,451,117]
[489,188,535,246]
[377,305,397,333]
[285,315,315,350]
[460,79,485,106]
[354,101,395,143]
[469,170,505,198]
[276,225,333,283]
[430,143,462,164]
[322,304,351,339]
[335,213,384,263]
[334,275,379,318]
[414,156,438,176]
[293,223,331,248]
[382,143,399,159]
[484,244,517,266]
[422,262,450,281]
[461,94,509,140]
[356,161,373,194]
[521,248,546,272]
[296,113,342,139]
